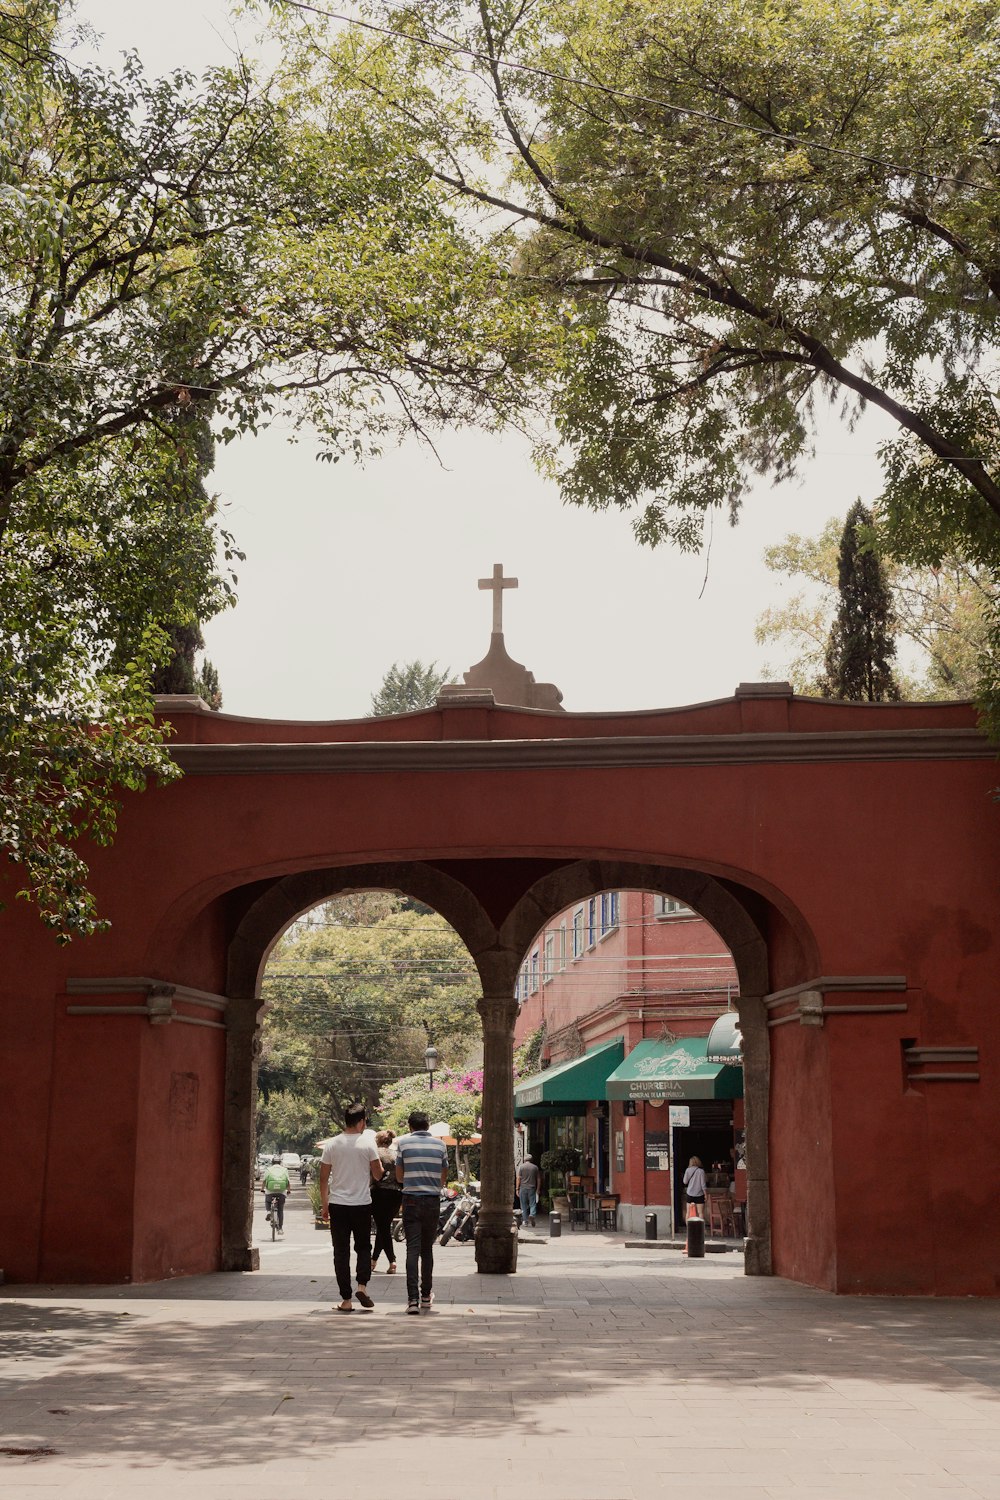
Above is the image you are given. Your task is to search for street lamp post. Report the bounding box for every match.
[424,1044,441,1092]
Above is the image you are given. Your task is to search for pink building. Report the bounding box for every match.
[514,890,745,1235]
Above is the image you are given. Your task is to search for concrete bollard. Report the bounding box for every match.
[686,1214,705,1258]
[645,1212,657,1240]
[549,1211,561,1237]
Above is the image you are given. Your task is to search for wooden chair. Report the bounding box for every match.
[706,1191,737,1238]
[596,1195,619,1231]
[568,1189,589,1232]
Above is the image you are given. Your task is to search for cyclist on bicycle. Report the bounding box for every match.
[262,1156,291,1235]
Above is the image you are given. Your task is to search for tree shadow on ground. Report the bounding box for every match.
[3,1260,1000,1471]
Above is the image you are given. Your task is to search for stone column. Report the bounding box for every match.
[739,997,772,1276]
[221,995,263,1272]
[475,992,519,1274]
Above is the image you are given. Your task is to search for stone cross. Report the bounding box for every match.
[478,563,518,634]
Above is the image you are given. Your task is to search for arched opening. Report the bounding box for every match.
[221,862,500,1271]
[510,887,745,1243]
[501,859,820,1279]
[253,886,484,1249]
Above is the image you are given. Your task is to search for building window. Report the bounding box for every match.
[529,948,540,993]
[559,921,568,969]
[587,897,597,947]
[543,933,555,983]
[572,907,584,959]
[520,961,529,996]
[600,890,620,935]
[655,895,692,918]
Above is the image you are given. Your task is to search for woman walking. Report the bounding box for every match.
[371,1129,402,1273]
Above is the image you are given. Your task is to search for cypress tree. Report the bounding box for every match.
[820,501,901,701]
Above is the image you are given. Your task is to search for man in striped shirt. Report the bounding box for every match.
[395,1111,449,1314]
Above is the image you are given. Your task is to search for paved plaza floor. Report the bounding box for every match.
[4,1194,1000,1499]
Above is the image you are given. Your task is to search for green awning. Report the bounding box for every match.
[605,1037,743,1102]
[706,1011,743,1067]
[514,1039,624,1115]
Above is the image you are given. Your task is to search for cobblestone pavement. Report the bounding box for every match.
[4,1195,1000,1499]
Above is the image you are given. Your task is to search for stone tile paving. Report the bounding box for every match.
[3,1197,1000,1499]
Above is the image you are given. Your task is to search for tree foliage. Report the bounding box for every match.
[819,502,901,701]
[259,893,483,1123]
[756,520,998,697]
[368,659,454,715]
[272,0,1000,564]
[0,1,551,938]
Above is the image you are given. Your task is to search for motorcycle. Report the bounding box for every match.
[439,1185,480,1245]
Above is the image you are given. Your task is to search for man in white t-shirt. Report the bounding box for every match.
[320,1103,383,1312]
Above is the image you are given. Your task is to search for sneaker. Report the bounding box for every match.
[420,1292,434,1310]
[407,1301,420,1315]
[277,1229,284,1237]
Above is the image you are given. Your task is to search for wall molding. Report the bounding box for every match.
[66,977,228,1029]
[168,728,991,777]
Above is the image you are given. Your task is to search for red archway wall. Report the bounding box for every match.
[3,688,998,1293]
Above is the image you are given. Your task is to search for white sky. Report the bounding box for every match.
[77,0,896,720]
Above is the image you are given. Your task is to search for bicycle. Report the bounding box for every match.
[264,1189,287,1241]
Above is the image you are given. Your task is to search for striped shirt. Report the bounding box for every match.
[395,1131,448,1196]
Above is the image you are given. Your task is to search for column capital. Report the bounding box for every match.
[477,992,518,1032]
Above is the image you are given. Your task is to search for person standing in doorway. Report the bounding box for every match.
[682,1155,707,1219]
[395,1111,448,1314]
[516,1154,540,1228]
[320,1103,383,1313]
[262,1155,290,1235]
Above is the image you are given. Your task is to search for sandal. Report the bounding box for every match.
[386,1263,396,1274]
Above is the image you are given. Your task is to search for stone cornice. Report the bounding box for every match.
[169,727,992,775]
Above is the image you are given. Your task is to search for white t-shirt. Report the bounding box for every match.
[321,1132,380,1206]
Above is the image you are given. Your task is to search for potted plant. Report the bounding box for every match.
[307,1175,326,1229]
[540,1147,581,1223]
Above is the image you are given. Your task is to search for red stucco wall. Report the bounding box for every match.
[3,694,998,1294]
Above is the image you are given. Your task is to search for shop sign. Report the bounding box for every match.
[627,1078,686,1099]
[668,1105,690,1128]
[517,1084,543,1106]
[644,1130,671,1171]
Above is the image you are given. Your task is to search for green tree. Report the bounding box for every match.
[272,0,1000,561]
[369,660,454,716]
[756,520,998,697]
[0,2,549,937]
[819,503,901,702]
[259,893,482,1121]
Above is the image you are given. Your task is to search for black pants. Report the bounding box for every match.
[329,1203,372,1302]
[264,1191,286,1230]
[402,1195,439,1303]
[371,1187,401,1266]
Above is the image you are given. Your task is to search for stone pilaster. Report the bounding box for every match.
[220,995,263,1272]
[475,992,519,1274]
[739,997,772,1276]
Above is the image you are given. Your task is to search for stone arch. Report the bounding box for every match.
[500,859,821,1278]
[226,860,501,1000]
[221,861,501,1271]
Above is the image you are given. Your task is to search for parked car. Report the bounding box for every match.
[280,1152,302,1172]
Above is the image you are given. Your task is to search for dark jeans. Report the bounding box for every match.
[371,1186,402,1266]
[328,1203,372,1302]
[264,1191,286,1229]
[402,1194,439,1303]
